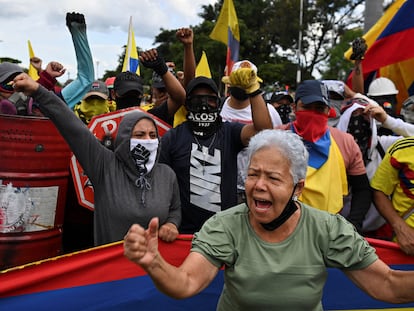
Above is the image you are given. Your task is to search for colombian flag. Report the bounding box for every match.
[1,237,413,310]
[209,0,240,75]
[122,16,140,76]
[345,0,414,111]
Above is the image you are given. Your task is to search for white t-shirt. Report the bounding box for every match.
[220,97,283,191]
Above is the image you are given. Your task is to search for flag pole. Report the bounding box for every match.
[296,0,303,85]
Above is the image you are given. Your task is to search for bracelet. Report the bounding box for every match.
[249,89,263,98]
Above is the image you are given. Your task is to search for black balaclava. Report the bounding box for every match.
[370,95,398,136]
[370,95,397,116]
[276,104,292,124]
[347,114,372,164]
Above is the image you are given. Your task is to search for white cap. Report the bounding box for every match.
[231,60,258,73]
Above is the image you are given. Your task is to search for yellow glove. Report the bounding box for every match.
[107,100,117,112]
[222,68,262,94]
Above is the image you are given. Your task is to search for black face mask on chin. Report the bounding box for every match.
[116,95,142,110]
[260,185,298,231]
[229,87,249,101]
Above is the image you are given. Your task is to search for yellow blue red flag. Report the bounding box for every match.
[209,0,240,75]
[122,16,140,75]
[345,0,414,110]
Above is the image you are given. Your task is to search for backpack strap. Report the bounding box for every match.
[376,141,386,158]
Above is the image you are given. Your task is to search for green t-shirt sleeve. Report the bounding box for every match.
[191,213,236,269]
[324,214,378,270]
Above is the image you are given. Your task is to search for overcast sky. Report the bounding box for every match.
[0,0,217,83]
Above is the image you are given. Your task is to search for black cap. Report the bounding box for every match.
[295,80,330,106]
[186,76,219,96]
[270,91,293,103]
[113,71,143,96]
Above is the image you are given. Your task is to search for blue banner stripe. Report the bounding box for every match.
[2,266,414,310]
[0,273,224,311]
[323,265,414,310]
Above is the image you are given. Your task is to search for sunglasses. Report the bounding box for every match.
[0,81,14,93]
[186,95,220,108]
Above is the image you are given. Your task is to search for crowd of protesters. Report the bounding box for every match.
[3,11,414,309]
[2,13,414,253]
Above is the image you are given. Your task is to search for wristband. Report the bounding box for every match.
[141,57,168,76]
[249,89,263,97]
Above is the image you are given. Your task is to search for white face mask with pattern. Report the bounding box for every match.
[130,138,159,174]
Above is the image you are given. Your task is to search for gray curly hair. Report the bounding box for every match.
[246,129,309,184]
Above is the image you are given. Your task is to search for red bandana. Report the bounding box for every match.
[293,110,328,142]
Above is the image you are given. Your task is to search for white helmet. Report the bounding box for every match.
[367,77,399,96]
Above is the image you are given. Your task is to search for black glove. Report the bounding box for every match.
[66,12,86,30]
[350,37,368,61]
[140,53,168,76]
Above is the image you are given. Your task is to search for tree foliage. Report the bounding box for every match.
[321,27,364,80]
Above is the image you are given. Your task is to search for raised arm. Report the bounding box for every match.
[240,92,273,146]
[36,61,66,91]
[351,60,364,94]
[221,68,272,146]
[176,27,195,87]
[350,37,367,94]
[13,73,108,183]
[140,49,186,117]
[124,218,219,299]
[60,12,95,109]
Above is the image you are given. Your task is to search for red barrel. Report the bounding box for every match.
[0,114,71,270]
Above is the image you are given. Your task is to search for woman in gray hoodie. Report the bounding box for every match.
[12,72,181,246]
